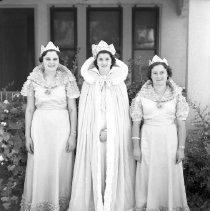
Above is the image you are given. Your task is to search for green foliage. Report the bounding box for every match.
[0,94,26,210]
[0,56,210,210]
[64,48,83,88]
[184,102,210,209]
[126,57,145,104]
[0,82,15,92]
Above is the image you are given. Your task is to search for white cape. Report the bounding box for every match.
[68,57,135,211]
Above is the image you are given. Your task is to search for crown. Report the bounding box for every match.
[92,40,116,58]
[149,55,168,66]
[40,41,60,55]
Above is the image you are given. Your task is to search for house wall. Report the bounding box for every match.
[187,0,210,107]
[0,0,188,87]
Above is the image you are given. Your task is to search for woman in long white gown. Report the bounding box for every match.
[68,40,135,211]
[20,41,80,211]
[130,55,190,211]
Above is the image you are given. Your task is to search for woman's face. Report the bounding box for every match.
[151,64,168,86]
[96,53,112,73]
[43,51,59,72]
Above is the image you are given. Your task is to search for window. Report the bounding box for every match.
[132,7,159,83]
[0,8,35,90]
[87,8,122,58]
[50,8,77,68]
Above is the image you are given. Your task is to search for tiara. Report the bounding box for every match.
[92,40,116,58]
[40,41,60,55]
[149,55,168,66]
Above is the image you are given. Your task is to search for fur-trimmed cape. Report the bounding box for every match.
[68,57,135,211]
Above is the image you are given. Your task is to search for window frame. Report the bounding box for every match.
[50,7,77,56]
[131,7,159,83]
[86,7,122,58]
[0,8,35,90]
[132,7,159,56]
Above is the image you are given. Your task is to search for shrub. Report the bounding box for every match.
[0,94,26,210]
[184,102,210,209]
[0,58,210,210]
[126,57,146,104]
[125,57,210,208]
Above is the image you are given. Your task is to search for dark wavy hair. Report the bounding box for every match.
[39,49,64,65]
[147,62,172,81]
[93,50,116,70]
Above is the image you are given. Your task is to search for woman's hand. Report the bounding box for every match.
[66,134,76,152]
[133,147,142,162]
[100,129,107,142]
[26,136,34,154]
[176,148,185,164]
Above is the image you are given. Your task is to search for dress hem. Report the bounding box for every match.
[20,196,69,211]
[134,206,190,211]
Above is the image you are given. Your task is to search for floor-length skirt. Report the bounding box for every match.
[135,123,190,211]
[21,109,74,211]
[68,82,135,211]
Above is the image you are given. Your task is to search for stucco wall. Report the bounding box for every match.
[187,0,210,107]
[160,0,188,87]
[0,0,188,87]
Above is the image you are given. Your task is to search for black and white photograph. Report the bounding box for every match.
[0,0,210,210]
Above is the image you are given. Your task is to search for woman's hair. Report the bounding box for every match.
[93,50,116,70]
[39,49,64,65]
[147,62,172,80]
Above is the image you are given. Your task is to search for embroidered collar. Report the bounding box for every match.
[27,64,75,88]
[139,79,183,102]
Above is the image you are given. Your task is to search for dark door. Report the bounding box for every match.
[0,8,35,90]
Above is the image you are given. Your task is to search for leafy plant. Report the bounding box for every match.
[0,94,26,210]
[0,57,210,211]
[184,102,210,209]
[64,48,83,88]
[126,57,146,104]
[0,82,15,92]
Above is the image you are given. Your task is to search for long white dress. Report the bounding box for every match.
[68,57,135,211]
[20,64,80,211]
[130,80,190,211]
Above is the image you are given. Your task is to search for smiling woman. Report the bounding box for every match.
[68,40,135,211]
[93,50,116,75]
[20,41,80,211]
[130,55,190,211]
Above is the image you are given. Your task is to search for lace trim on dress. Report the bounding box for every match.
[134,206,190,211]
[176,94,189,120]
[21,64,80,98]
[138,79,182,103]
[66,80,80,99]
[21,80,34,97]
[130,96,143,122]
[20,196,69,211]
[130,79,189,121]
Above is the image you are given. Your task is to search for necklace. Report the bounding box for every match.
[156,100,162,108]
[43,72,58,95]
[154,86,167,109]
[44,88,52,95]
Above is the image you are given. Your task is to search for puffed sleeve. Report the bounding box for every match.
[58,64,80,99]
[20,80,34,97]
[66,80,80,99]
[130,93,143,122]
[176,94,189,120]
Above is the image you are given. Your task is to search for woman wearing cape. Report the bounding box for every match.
[68,40,135,211]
